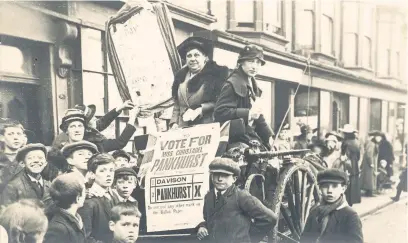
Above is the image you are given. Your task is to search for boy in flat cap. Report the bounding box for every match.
[61,140,99,185]
[113,167,138,205]
[112,150,131,169]
[214,44,274,151]
[1,143,52,206]
[197,158,277,243]
[301,168,363,243]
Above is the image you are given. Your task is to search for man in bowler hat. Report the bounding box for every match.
[301,168,363,243]
[214,44,274,151]
[197,158,277,243]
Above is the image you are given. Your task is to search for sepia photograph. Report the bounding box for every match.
[0,0,407,242]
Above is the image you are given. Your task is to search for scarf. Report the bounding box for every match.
[315,195,347,241]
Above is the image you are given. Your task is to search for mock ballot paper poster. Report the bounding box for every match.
[144,123,220,232]
[109,6,174,107]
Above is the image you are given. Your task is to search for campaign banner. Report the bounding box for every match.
[145,123,220,232]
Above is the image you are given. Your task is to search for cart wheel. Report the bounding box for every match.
[268,163,320,243]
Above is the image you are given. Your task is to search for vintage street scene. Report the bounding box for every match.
[0,0,407,242]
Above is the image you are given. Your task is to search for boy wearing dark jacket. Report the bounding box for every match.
[197,158,277,243]
[113,167,138,205]
[44,173,87,243]
[1,143,52,206]
[301,169,363,243]
[78,153,119,243]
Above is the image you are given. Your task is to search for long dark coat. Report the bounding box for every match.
[44,208,86,243]
[78,195,119,243]
[0,170,52,206]
[342,139,361,205]
[378,138,395,177]
[301,206,363,243]
[0,152,23,193]
[171,61,229,127]
[360,140,378,191]
[198,185,277,243]
[214,68,273,150]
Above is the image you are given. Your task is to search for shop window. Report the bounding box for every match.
[332,93,349,131]
[0,45,25,74]
[297,10,314,48]
[343,33,358,66]
[82,72,105,115]
[362,36,372,68]
[235,0,255,27]
[321,15,333,55]
[255,80,272,126]
[294,88,319,130]
[370,99,382,131]
[263,0,282,34]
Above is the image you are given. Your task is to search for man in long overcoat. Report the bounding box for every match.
[339,124,361,206]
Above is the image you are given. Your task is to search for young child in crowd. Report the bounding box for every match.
[0,199,48,243]
[0,119,26,191]
[301,168,363,243]
[78,153,118,243]
[197,158,277,243]
[44,173,87,243]
[113,167,138,204]
[112,150,131,169]
[61,140,99,186]
[1,143,52,206]
[109,202,142,243]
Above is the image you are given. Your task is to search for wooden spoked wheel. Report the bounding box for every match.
[268,163,320,243]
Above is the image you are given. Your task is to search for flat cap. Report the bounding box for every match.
[61,141,99,158]
[368,130,384,137]
[112,150,131,161]
[60,109,86,131]
[209,157,240,176]
[115,167,138,178]
[317,168,349,185]
[16,143,48,162]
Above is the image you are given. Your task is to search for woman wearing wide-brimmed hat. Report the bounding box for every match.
[338,124,361,206]
[170,36,229,129]
[214,44,273,151]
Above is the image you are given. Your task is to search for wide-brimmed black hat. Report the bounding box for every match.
[308,140,329,156]
[368,130,384,137]
[325,131,343,141]
[177,36,214,60]
[15,143,48,162]
[74,104,96,123]
[317,168,349,185]
[238,44,265,66]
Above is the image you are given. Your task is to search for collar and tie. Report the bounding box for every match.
[27,173,44,198]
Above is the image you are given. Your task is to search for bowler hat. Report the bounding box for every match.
[209,157,240,176]
[60,109,86,131]
[115,167,138,178]
[61,140,99,158]
[15,143,48,162]
[317,168,349,185]
[112,150,131,161]
[74,104,96,123]
[238,44,265,66]
[177,36,214,60]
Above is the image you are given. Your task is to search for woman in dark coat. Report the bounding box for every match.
[376,133,395,178]
[170,37,229,128]
[214,44,273,151]
[339,124,361,206]
[360,131,380,197]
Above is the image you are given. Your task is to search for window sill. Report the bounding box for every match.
[226,30,289,51]
[310,52,337,65]
[164,1,216,29]
[344,66,374,76]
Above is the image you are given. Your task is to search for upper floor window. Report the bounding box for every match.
[235,0,255,27]
[321,14,333,55]
[343,33,358,66]
[168,0,209,14]
[263,0,282,34]
[0,45,25,74]
[342,1,358,66]
[297,9,314,48]
[362,36,372,68]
